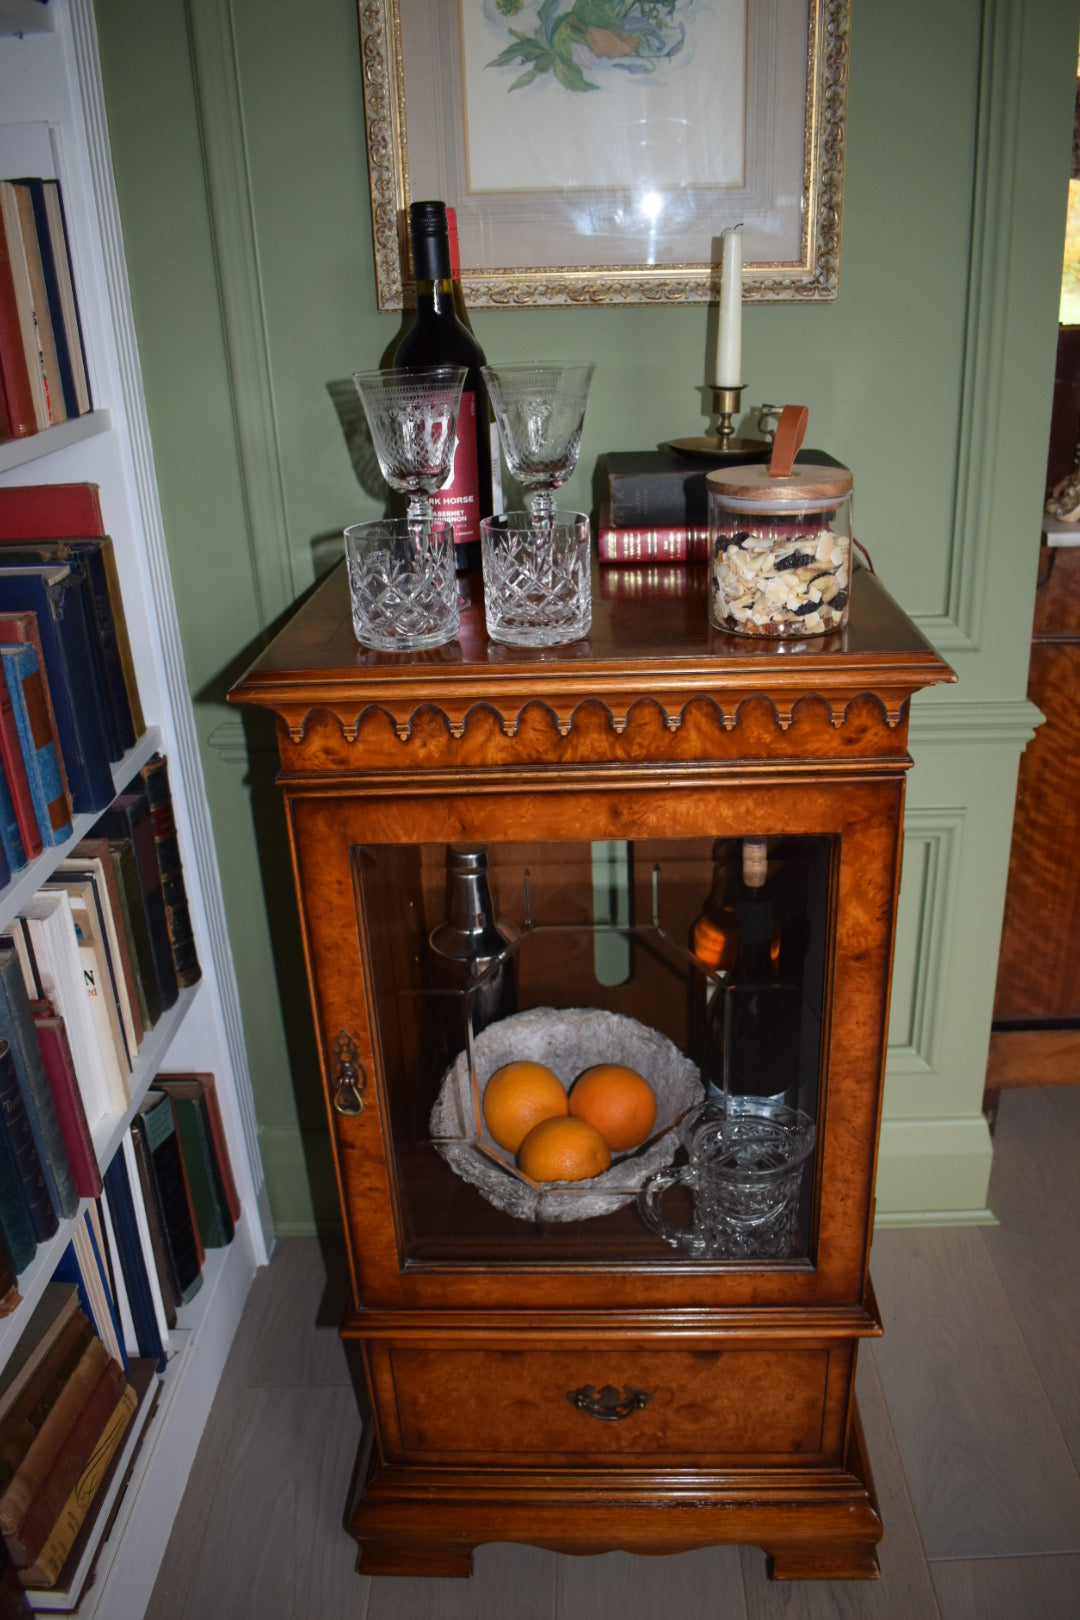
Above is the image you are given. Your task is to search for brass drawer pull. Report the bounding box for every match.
[331,1031,367,1117]
[568,1383,652,1422]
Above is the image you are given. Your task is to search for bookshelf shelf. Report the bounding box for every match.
[0,412,111,476]
[0,0,269,1607]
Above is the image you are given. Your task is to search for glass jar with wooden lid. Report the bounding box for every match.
[706,417,853,638]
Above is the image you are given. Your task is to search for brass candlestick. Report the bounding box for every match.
[666,382,765,459]
[711,383,744,449]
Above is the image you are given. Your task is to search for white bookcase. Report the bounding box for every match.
[0,0,272,1613]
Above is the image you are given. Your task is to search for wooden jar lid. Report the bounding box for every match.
[706,462,853,505]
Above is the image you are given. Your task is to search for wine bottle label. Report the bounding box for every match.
[433,392,482,548]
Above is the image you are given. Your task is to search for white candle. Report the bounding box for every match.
[714,226,743,387]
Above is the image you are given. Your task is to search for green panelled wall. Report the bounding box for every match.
[93,0,1079,1231]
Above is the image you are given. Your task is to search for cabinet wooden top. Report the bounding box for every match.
[229,562,954,764]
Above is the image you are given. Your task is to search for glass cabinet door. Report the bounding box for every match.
[353,833,836,1267]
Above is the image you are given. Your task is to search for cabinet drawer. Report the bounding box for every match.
[374,1344,838,1466]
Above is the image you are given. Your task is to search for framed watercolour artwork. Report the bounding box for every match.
[357,0,850,309]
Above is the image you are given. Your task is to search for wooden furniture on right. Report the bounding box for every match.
[989,534,1080,1090]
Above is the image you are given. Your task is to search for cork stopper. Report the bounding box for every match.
[742,837,768,889]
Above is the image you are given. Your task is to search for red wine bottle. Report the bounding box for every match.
[395,200,492,572]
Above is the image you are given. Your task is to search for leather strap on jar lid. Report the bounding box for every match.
[769,404,809,478]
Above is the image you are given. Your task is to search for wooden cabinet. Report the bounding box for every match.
[231,562,952,1581]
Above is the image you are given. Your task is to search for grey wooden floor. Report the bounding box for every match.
[147,1087,1080,1620]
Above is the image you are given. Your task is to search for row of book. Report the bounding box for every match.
[0,1074,238,1594]
[0,174,91,443]
[0,1282,140,1595]
[0,482,147,882]
[0,761,202,1293]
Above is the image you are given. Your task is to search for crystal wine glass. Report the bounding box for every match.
[481,362,595,528]
[352,364,467,525]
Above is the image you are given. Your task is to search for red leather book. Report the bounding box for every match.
[0,484,103,541]
[30,1008,101,1201]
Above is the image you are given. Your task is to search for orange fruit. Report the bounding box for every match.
[568,1064,657,1152]
[482,1060,567,1153]
[517,1116,612,1183]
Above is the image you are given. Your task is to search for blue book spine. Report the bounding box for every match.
[0,1036,57,1244]
[103,1150,165,1370]
[0,765,26,875]
[51,1241,94,1331]
[0,824,9,890]
[0,643,72,848]
[0,568,114,813]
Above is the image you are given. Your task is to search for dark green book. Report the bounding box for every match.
[152,1077,233,1249]
[131,1091,201,1305]
[106,839,160,1031]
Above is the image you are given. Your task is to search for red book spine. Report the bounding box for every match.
[0,656,43,860]
[0,483,104,540]
[0,218,37,440]
[32,1011,102,1199]
[596,512,712,564]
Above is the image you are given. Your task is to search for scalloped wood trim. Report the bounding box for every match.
[272,688,907,748]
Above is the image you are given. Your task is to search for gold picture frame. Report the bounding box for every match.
[358,0,850,310]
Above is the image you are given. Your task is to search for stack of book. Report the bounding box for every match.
[0,176,91,442]
[0,482,147,883]
[596,446,845,598]
[0,761,204,1288]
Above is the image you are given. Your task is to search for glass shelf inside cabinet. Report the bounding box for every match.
[352,835,836,1266]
